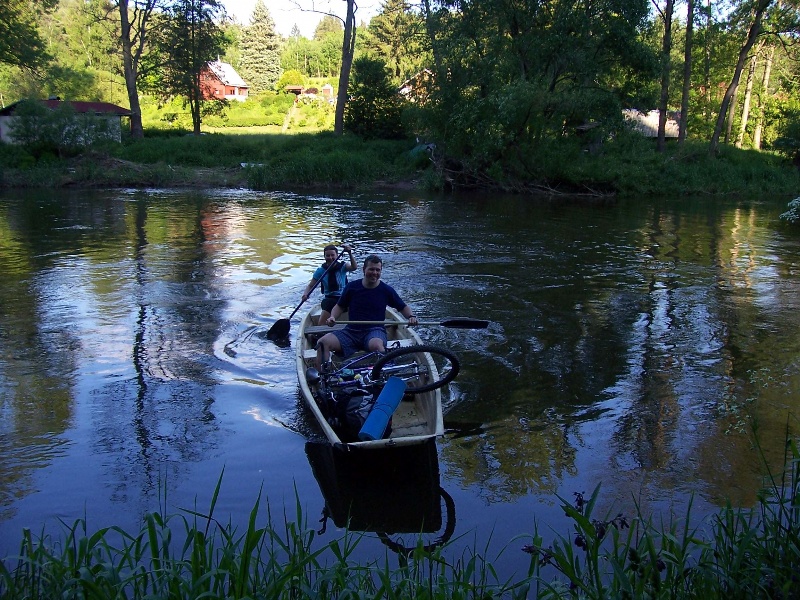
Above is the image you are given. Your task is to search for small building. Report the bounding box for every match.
[0,99,132,144]
[285,85,304,97]
[201,59,249,102]
[399,69,434,103]
[623,109,679,138]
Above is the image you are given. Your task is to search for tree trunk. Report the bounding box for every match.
[678,0,694,143]
[703,0,712,122]
[736,47,759,148]
[709,0,773,155]
[753,44,774,149]
[657,0,675,153]
[119,0,144,138]
[334,0,356,135]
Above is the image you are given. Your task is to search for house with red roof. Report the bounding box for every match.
[201,60,249,102]
[0,99,132,144]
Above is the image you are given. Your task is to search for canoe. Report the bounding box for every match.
[296,306,458,451]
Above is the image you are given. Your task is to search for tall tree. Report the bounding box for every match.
[117,0,164,138]
[709,0,774,154]
[334,0,356,135]
[679,0,695,143]
[736,44,759,148]
[238,0,282,93]
[752,43,774,149]
[655,0,676,152]
[365,0,425,82]
[157,0,226,135]
[314,14,342,39]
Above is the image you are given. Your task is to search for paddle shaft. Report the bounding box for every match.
[335,318,489,329]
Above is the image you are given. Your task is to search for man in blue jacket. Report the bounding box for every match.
[315,254,418,370]
[301,243,357,326]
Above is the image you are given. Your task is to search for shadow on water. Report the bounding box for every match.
[306,440,456,555]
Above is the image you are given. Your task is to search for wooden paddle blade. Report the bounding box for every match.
[439,318,490,329]
[267,318,290,340]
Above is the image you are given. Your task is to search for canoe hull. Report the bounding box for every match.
[296,306,444,450]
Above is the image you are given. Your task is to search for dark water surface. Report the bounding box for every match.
[1,188,799,578]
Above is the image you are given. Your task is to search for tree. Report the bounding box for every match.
[157,0,226,135]
[413,0,657,176]
[117,0,165,138]
[365,0,427,82]
[709,0,774,154]
[0,0,55,70]
[238,0,282,93]
[344,55,404,138]
[314,14,342,39]
[654,0,675,152]
[334,0,356,135]
[679,0,695,143]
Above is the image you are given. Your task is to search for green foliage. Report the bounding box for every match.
[200,95,293,128]
[244,134,417,188]
[363,0,429,84]
[238,0,282,93]
[344,56,405,139]
[0,0,54,70]
[314,15,343,40]
[154,0,226,134]
[780,197,800,224]
[277,69,305,91]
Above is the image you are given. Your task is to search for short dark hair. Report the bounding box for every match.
[323,244,337,253]
[363,254,382,268]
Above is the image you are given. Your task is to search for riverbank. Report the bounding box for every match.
[1,131,800,197]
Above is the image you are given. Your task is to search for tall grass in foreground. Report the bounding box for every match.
[2,436,798,599]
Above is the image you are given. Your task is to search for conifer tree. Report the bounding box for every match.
[238,0,282,93]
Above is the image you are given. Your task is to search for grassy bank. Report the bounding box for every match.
[1,130,799,197]
[2,437,798,599]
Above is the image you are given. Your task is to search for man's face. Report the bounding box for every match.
[324,249,337,263]
[363,260,382,286]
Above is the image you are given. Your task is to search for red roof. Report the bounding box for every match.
[0,100,132,116]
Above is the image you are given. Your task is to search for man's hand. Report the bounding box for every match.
[326,316,336,327]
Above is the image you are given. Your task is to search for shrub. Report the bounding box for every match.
[344,56,405,140]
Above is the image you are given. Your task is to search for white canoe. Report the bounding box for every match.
[295,306,452,451]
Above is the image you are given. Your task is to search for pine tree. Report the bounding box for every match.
[238,0,282,94]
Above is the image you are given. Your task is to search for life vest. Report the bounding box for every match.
[323,261,343,296]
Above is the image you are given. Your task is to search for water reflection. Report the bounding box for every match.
[306,440,455,554]
[1,189,799,572]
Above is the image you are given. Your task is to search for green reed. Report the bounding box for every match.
[2,431,799,600]
[523,426,800,599]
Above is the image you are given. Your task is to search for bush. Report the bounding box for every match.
[344,56,405,140]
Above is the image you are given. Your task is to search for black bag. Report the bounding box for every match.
[329,387,390,441]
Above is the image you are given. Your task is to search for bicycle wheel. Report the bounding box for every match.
[370,344,460,394]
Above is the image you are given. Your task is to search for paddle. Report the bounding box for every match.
[267,247,344,340]
[335,318,490,329]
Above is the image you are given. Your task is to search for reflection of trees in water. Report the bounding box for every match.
[430,197,800,507]
[0,194,84,516]
[98,195,225,500]
[441,413,575,502]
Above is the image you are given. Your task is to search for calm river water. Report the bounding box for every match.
[1,187,799,578]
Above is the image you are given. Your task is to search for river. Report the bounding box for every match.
[1,188,798,579]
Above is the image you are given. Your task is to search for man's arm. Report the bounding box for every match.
[400,305,419,325]
[343,244,357,271]
[301,277,319,302]
[327,303,344,326]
